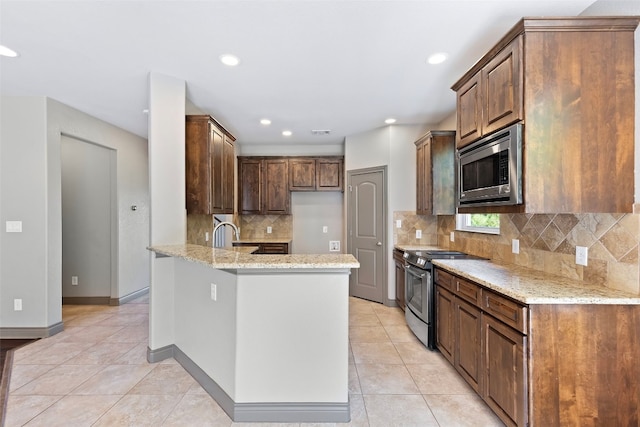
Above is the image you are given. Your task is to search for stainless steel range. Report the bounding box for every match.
[403,249,472,350]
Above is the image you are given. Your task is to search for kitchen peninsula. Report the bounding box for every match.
[146,243,359,423]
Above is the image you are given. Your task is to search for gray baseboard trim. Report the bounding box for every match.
[110,286,150,306]
[62,296,110,305]
[146,344,174,363]
[161,345,350,423]
[0,321,64,339]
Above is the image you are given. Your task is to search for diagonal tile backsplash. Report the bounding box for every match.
[396,211,640,295]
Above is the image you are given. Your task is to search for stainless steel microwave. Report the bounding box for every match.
[457,123,523,207]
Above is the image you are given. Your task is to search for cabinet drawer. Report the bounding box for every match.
[260,243,289,254]
[455,278,481,306]
[434,268,454,291]
[482,290,527,334]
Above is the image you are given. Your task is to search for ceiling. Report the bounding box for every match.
[0,0,597,146]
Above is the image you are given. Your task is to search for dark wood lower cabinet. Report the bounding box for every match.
[435,267,640,427]
[482,313,527,427]
[454,298,482,393]
[232,242,289,254]
[435,285,454,364]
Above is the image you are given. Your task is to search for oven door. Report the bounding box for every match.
[404,264,431,324]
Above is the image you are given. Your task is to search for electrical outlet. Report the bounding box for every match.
[396,220,402,228]
[72,276,78,286]
[267,226,272,234]
[210,283,217,301]
[205,231,209,242]
[329,241,340,252]
[14,299,22,311]
[322,226,328,233]
[512,239,520,254]
[450,231,455,242]
[415,230,422,239]
[576,246,588,266]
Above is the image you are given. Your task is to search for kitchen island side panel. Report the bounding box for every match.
[173,258,238,399]
[234,271,350,403]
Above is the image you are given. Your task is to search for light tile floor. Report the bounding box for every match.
[5,294,504,426]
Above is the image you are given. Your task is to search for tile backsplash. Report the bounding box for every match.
[239,215,292,239]
[395,211,640,295]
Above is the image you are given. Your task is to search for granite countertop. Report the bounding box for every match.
[432,258,640,305]
[232,238,293,244]
[149,243,359,270]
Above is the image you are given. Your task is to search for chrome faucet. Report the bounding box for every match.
[212,221,240,247]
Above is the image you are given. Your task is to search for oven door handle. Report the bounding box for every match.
[403,265,426,278]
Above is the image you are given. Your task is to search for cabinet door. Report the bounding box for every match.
[238,158,262,214]
[210,124,225,212]
[263,158,290,214]
[481,36,523,137]
[415,143,425,214]
[435,285,454,363]
[482,314,528,427]
[415,138,432,215]
[289,158,316,191]
[430,132,456,215]
[222,135,235,213]
[457,73,482,148]
[454,298,481,393]
[316,158,343,191]
[185,117,212,214]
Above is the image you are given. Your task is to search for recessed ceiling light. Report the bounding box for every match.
[282,130,292,137]
[219,54,240,66]
[427,52,448,65]
[0,45,19,58]
[260,119,271,125]
[385,118,397,124]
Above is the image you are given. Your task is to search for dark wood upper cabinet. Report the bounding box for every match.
[453,17,639,213]
[289,157,344,192]
[315,158,343,191]
[185,115,235,215]
[238,157,290,215]
[289,158,316,191]
[263,158,290,215]
[415,131,456,215]
[238,157,262,215]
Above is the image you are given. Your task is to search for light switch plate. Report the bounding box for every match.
[267,226,272,234]
[415,230,422,239]
[6,221,22,233]
[210,283,217,301]
[450,231,455,242]
[396,220,402,228]
[329,241,340,252]
[14,299,22,311]
[512,239,520,254]
[322,226,328,233]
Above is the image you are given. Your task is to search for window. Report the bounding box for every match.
[456,213,500,234]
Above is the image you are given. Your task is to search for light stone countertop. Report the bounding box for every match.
[432,258,640,305]
[149,243,360,270]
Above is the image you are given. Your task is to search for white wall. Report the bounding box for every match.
[292,192,343,254]
[344,123,433,303]
[0,96,150,334]
[147,72,186,350]
[1,97,50,329]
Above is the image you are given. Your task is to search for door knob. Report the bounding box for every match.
[376,242,382,246]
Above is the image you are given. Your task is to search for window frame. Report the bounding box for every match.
[455,213,500,235]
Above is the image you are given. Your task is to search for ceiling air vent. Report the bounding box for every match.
[311,129,331,136]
